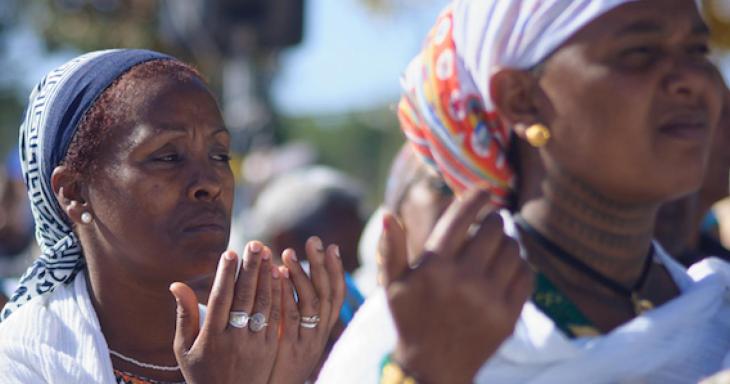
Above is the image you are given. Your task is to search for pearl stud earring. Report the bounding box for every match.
[81,212,93,224]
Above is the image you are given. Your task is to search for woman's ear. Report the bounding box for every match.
[489,69,542,141]
[51,165,90,225]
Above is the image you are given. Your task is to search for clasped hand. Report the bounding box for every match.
[169,236,346,384]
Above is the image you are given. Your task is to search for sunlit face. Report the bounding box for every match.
[85,74,234,283]
[535,0,724,203]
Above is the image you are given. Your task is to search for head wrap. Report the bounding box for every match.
[1,49,174,320]
[398,0,637,206]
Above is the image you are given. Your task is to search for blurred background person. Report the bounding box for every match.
[0,148,36,307]
[355,144,455,295]
[242,166,364,275]
[382,145,454,261]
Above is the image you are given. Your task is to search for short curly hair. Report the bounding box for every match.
[62,59,204,174]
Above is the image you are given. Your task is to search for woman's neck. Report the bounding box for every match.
[520,170,659,289]
[84,253,183,380]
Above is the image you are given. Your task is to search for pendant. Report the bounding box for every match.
[631,292,654,315]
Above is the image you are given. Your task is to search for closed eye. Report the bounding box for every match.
[155,153,181,162]
[617,45,661,70]
[686,43,709,57]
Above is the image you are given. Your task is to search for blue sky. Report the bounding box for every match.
[269,0,445,116]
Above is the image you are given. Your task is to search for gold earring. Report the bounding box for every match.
[525,123,551,147]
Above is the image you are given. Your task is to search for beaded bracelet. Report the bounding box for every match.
[379,353,419,384]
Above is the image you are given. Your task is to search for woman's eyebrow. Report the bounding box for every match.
[614,19,709,38]
[150,123,188,134]
[614,20,664,37]
[210,127,230,138]
[146,123,226,138]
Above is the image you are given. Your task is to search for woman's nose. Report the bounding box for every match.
[663,56,721,104]
[187,164,223,202]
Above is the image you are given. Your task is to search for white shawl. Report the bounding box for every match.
[0,273,207,383]
[0,272,116,383]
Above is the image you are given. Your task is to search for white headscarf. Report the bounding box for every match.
[452,0,637,110]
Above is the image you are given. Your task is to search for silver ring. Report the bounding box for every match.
[249,312,268,332]
[300,314,320,329]
[301,315,320,323]
[228,311,250,328]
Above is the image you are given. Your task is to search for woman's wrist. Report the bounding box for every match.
[390,342,475,384]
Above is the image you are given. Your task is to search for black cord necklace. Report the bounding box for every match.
[514,214,655,315]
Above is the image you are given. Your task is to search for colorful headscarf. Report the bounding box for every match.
[1,49,173,320]
[398,0,637,206]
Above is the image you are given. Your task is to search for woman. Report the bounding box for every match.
[319,0,730,383]
[0,49,345,384]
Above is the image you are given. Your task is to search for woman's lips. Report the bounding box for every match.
[658,113,710,141]
[181,211,228,234]
[182,223,226,233]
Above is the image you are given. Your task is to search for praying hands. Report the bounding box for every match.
[169,237,345,384]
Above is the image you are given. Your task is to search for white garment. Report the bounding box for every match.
[0,272,206,383]
[317,215,730,384]
[0,272,116,383]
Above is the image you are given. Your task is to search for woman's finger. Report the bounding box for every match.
[459,212,505,273]
[229,242,264,322]
[306,236,331,324]
[203,251,239,332]
[278,267,300,341]
[324,243,346,331]
[266,266,283,341]
[249,248,273,335]
[169,282,199,355]
[505,261,534,310]
[486,239,523,292]
[379,212,409,286]
[283,248,320,339]
[424,188,493,260]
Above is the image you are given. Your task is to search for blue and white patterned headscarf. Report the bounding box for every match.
[1,49,174,320]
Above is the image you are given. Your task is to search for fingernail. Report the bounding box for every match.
[249,241,262,253]
[334,245,341,259]
[218,252,228,267]
[224,251,236,261]
[287,249,298,262]
[314,237,324,253]
[279,266,290,279]
[272,267,280,279]
[168,284,180,303]
[262,248,271,261]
